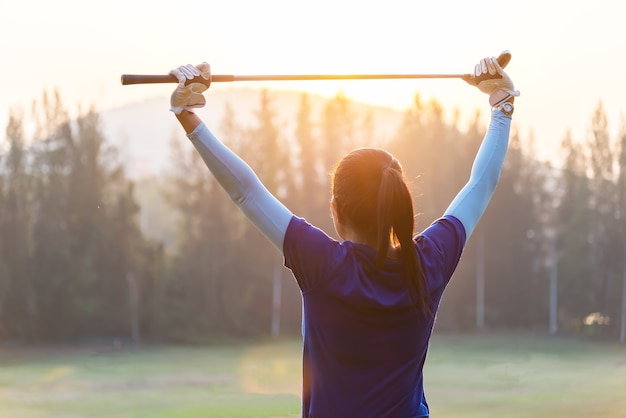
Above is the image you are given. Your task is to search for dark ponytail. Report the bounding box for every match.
[331,148,431,318]
[376,162,430,318]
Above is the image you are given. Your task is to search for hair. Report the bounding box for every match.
[331,148,430,318]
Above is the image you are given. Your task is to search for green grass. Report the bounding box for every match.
[425,334,626,418]
[0,334,625,417]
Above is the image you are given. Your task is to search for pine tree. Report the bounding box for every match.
[481,129,544,328]
[293,92,325,225]
[25,91,146,341]
[30,90,76,339]
[0,107,36,339]
[616,117,626,341]
[557,131,594,332]
[586,101,618,336]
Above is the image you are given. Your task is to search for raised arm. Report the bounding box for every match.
[170,64,294,253]
[444,56,519,241]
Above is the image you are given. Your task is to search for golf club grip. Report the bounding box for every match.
[121,74,177,85]
[497,50,511,69]
[120,74,233,85]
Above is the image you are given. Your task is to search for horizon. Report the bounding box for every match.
[4,85,620,179]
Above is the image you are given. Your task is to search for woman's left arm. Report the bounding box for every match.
[443,109,511,240]
[443,56,519,241]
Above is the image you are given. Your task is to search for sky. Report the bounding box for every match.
[2,0,625,164]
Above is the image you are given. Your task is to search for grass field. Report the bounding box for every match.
[0,333,624,418]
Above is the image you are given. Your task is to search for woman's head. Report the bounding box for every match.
[331,148,412,256]
[330,147,430,317]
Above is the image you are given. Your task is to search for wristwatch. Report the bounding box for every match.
[494,101,514,116]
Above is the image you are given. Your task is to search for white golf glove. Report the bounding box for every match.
[169,63,211,114]
[473,56,519,104]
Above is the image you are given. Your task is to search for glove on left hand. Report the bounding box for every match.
[169,63,211,114]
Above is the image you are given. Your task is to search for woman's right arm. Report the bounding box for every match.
[171,67,293,254]
[443,56,519,242]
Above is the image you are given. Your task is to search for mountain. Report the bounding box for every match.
[99,88,406,179]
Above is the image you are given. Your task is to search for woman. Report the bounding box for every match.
[169,55,518,417]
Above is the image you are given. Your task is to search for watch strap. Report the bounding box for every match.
[494,101,514,116]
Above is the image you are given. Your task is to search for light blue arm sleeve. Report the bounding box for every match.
[187,123,294,253]
[444,110,511,241]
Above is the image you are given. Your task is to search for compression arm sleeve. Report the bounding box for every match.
[187,122,294,253]
[444,110,511,241]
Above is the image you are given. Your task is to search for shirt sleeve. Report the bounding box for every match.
[187,122,294,253]
[417,215,467,290]
[283,216,344,293]
[443,109,511,241]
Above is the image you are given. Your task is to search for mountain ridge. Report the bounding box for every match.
[99,88,406,179]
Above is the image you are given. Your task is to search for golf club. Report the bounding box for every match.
[121,51,511,87]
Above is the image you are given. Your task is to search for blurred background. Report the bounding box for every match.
[0,1,625,417]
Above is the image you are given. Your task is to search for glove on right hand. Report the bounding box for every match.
[473,56,519,101]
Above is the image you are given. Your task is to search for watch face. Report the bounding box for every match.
[501,102,513,113]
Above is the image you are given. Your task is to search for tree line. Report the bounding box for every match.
[1,89,625,344]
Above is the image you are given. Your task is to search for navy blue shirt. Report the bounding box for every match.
[284,215,466,418]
